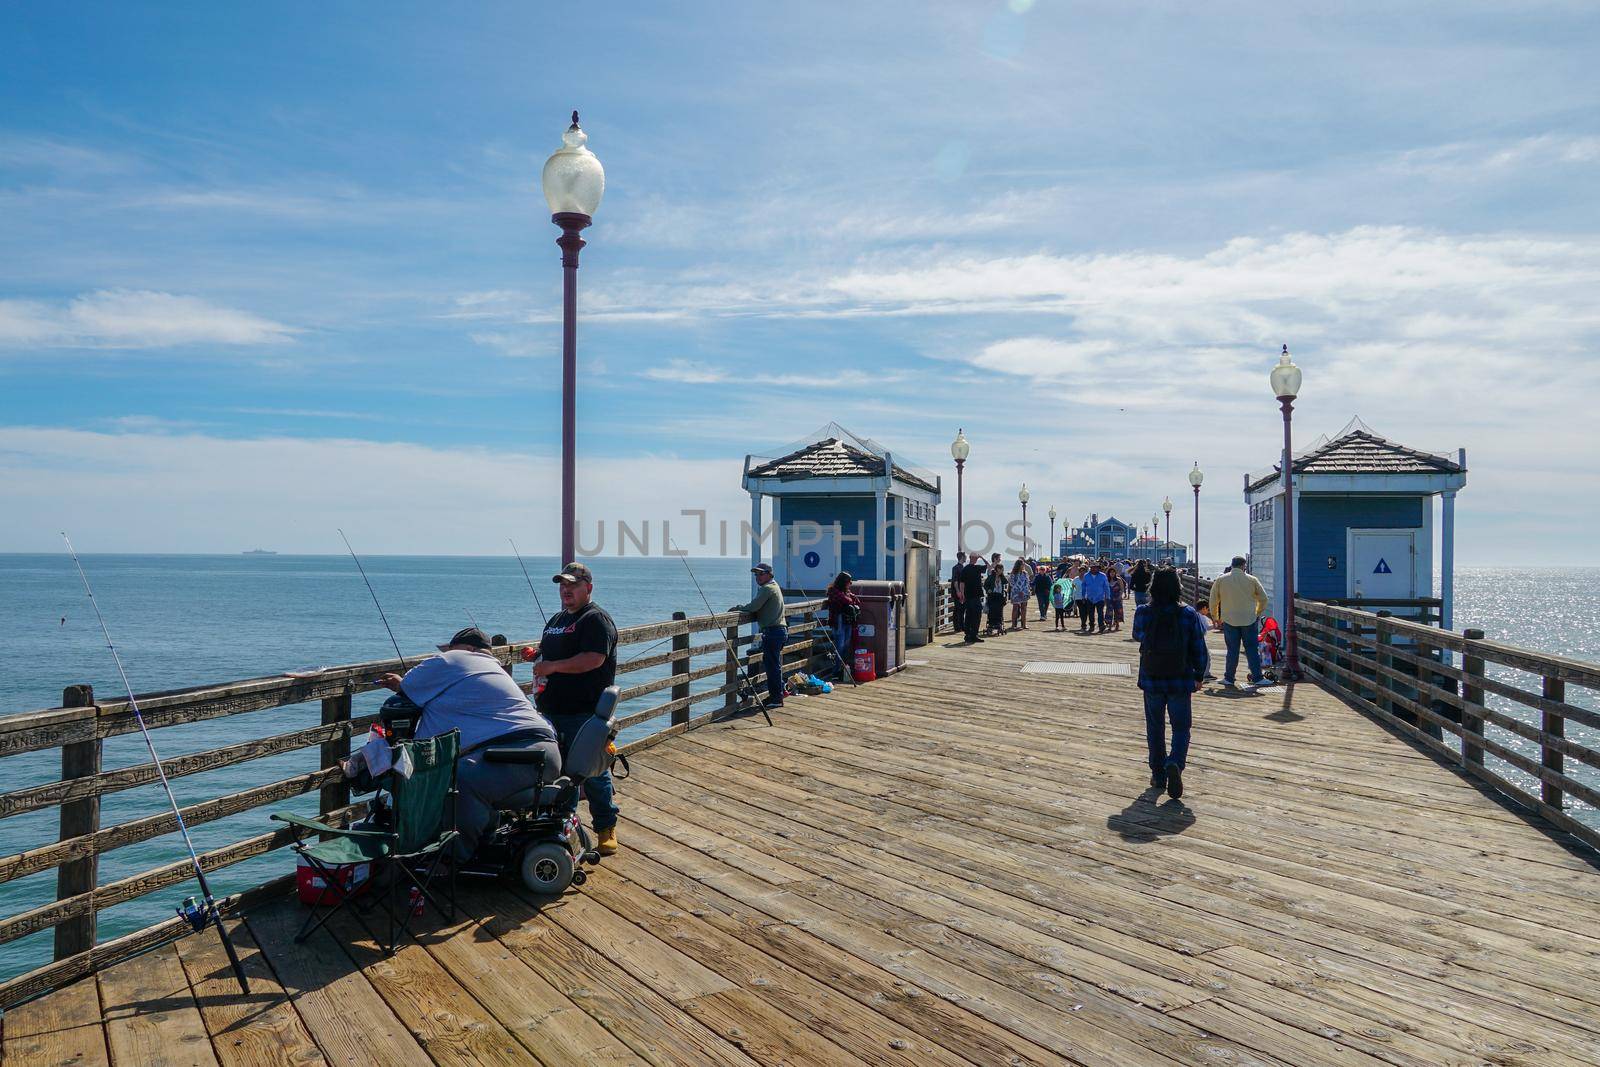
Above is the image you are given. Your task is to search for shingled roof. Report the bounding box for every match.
[747,437,939,493]
[1248,426,1465,492]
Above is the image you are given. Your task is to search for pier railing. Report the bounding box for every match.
[1294,599,1600,855]
[0,598,828,1008]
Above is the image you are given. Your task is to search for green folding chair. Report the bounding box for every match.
[273,728,460,955]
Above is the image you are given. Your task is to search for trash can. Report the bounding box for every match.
[852,580,905,678]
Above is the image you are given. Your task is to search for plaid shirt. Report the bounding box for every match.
[1131,604,1210,693]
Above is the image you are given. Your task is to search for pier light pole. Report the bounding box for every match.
[1048,505,1056,560]
[1162,496,1172,565]
[1189,463,1204,574]
[1272,344,1303,680]
[1018,483,1030,556]
[950,429,970,553]
[541,111,605,564]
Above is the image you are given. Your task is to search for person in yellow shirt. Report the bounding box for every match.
[1208,556,1270,687]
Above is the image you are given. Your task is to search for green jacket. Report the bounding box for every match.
[735,582,785,628]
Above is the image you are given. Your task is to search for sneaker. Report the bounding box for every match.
[1166,765,1184,800]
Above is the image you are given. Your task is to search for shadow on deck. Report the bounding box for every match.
[7,621,1600,1066]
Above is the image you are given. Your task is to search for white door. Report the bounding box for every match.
[782,523,840,593]
[1348,530,1416,600]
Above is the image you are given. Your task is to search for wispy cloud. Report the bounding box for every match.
[0,290,295,349]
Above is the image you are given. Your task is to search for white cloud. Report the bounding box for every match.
[0,290,295,349]
[643,359,727,384]
[468,331,549,358]
[0,427,750,555]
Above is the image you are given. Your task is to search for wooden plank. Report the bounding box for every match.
[174,918,327,1067]
[417,904,644,1066]
[457,885,760,1067]
[245,899,432,1067]
[1,977,109,1067]
[97,945,219,1067]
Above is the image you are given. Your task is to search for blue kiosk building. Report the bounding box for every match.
[1244,418,1467,628]
[1059,514,1187,565]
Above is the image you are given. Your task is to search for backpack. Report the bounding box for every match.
[1139,607,1190,679]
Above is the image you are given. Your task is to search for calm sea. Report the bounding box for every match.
[0,556,1595,981]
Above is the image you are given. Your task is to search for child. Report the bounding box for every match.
[1051,574,1071,631]
[1194,601,1217,630]
[1257,616,1283,682]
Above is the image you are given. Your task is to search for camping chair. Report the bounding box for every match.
[272,728,460,956]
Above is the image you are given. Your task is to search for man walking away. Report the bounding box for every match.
[732,562,787,707]
[1208,555,1270,688]
[1133,568,1209,799]
[960,553,986,643]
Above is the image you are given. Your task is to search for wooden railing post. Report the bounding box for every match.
[1461,628,1486,765]
[724,618,741,714]
[55,684,99,961]
[670,611,690,726]
[1542,674,1565,810]
[319,688,352,814]
[1375,611,1397,722]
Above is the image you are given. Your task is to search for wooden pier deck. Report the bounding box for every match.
[7,620,1600,1066]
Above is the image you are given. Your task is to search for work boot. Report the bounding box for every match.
[596,826,619,856]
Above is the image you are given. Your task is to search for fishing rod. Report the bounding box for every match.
[464,608,481,632]
[668,538,773,727]
[508,538,549,627]
[61,534,251,995]
[338,529,407,669]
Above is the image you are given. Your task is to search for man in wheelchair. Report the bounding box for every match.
[375,626,618,892]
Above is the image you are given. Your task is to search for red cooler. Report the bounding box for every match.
[852,648,876,683]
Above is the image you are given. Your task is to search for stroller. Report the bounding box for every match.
[1257,617,1283,683]
[379,684,620,894]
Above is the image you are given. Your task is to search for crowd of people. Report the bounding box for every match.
[947,552,1179,642]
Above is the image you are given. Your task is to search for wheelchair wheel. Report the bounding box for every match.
[571,869,587,886]
[519,842,574,894]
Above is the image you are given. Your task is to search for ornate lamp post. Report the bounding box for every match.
[950,428,970,553]
[1271,344,1304,679]
[1018,483,1030,555]
[1151,513,1160,563]
[1162,496,1173,565]
[1188,463,1204,574]
[1047,505,1057,560]
[541,111,605,564]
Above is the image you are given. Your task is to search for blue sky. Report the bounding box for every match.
[2,1,1597,561]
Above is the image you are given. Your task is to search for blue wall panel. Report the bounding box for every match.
[779,495,879,578]
[1297,495,1423,599]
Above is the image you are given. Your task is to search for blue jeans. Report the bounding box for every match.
[762,625,788,703]
[832,618,853,662]
[1133,591,1149,608]
[1222,620,1264,684]
[1143,689,1193,771]
[548,713,620,831]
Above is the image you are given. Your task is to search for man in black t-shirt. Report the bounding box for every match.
[532,562,621,854]
[960,557,986,644]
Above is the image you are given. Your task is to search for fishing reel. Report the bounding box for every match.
[176,896,211,932]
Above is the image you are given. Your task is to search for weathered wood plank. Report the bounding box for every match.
[174,918,327,1067]
[1,977,109,1067]
[98,945,219,1067]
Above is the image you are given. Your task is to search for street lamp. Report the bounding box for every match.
[1162,496,1173,565]
[542,111,606,564]
[950,428,970,553]
[1188,462,1204,575]
[1048,505,1057,560]
[1271,344,1304,679]
[1151,513,1160,563]
[1018,483,1030,556]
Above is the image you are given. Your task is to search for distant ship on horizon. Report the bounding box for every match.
[242,548,278,555]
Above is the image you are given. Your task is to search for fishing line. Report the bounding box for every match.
[668,538,773,727]
[338,529,407,669]
[508,538,549,627]
[61,534,251,995]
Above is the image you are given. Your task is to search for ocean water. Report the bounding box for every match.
[0,557,1595,983]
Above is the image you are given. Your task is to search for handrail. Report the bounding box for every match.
[1292,596,1600,857]
[0,596,830,1008]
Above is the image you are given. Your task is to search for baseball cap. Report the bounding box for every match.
[751,562,773,575]
[439,626,492,651]
[552,561,594,584]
